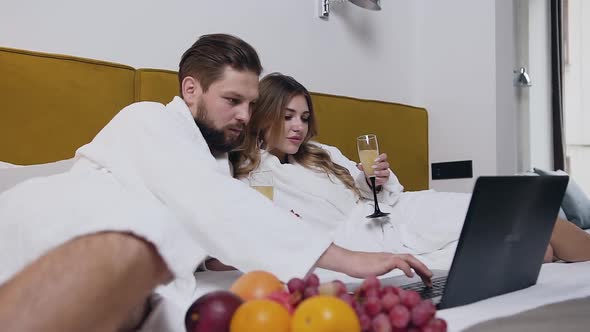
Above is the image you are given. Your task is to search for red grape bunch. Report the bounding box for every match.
[352,276,446,332]
[283,274,447,332]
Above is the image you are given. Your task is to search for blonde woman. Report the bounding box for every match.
[230,72,590,264]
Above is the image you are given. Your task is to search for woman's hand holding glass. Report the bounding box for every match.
[357,134,390,218]
[358,152,391,187]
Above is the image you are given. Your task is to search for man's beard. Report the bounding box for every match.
[194,99,245,154]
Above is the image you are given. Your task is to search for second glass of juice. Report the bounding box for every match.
[248,170,274,200]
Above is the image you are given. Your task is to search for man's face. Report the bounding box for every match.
[192,67,259,153]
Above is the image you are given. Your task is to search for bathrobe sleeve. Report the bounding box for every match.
[77,102,332,281]
[315,142,404,206]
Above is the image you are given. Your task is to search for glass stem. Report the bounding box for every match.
[370,176,382,213]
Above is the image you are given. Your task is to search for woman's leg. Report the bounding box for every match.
[547,218,590,262]
[544,244,555,263]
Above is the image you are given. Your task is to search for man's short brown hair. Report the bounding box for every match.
[178,34,263,93]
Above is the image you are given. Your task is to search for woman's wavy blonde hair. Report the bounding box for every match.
[230,73,360,197]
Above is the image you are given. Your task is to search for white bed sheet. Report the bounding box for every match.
[188,232,590,332]
[438,260,590,331]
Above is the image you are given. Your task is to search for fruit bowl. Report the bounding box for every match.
[185,271,448,332]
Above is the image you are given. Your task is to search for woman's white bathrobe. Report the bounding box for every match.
[247,144,470,255]
[0,97,333,322]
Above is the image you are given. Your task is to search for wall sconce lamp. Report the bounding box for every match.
[319,0,381,19]
[514,67,532,87]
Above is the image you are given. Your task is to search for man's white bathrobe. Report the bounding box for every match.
[247,145,470,256]
[0,97,332,325]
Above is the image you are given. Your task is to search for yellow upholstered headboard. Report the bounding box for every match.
[135,68,178,104]
[0,47,135,164]
[0,47,429,190]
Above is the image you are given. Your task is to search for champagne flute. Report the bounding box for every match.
[357,134,389,218]
[248,170,274,200]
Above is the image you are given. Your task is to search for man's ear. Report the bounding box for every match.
[181,76,202,106]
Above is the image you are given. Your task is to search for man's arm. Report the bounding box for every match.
[316,244,433,286]
[203,245,433,286]
[0,232,171,332]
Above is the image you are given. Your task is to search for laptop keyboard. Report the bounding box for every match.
[401,276,447,300]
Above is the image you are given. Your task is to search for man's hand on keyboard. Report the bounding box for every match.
[392,254,433,287]
[342,251,433,286]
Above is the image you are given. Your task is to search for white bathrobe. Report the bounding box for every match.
[0,97,333,329]
[246,145,469,256]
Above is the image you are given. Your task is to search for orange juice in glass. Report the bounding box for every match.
[248,170,274,200]
[357,134,389,218]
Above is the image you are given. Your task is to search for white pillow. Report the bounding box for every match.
[0,161,21,169]
[0,159,75,193]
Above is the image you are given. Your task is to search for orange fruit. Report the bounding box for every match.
[291,296,360,332]
[229,270,284,301]
[229,299,291,332]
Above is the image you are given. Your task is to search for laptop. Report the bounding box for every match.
[346,175,568,309]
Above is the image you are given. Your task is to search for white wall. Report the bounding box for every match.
[563,0,590,194]
[512,0,555,174]
[495,1,519,177]
[528,0,554,171]
[564,0,590,146]
[0,0,521,192]
[415,0,511,192]
[514,0,532,173]
[0,0,418,105]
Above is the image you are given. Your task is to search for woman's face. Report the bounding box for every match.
[266,94,310,160]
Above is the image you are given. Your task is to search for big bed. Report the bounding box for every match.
[1,46,589,331]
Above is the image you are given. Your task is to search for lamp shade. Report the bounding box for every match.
[349,0,381,10]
